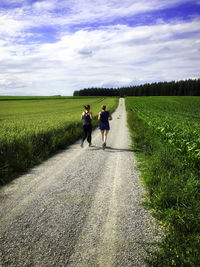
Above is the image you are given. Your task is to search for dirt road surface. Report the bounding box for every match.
[0,98,160,266]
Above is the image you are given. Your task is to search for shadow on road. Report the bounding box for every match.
[89,146,139,153]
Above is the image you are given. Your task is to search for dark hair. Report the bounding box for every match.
[101,105,106,110]
[83,105,90,110]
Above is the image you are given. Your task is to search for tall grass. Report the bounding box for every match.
[0,97,118,185]
[126,98,200,266]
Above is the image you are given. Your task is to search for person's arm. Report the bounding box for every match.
[89,112,93,120]
[108,112,112,120]
[81,112,85,120]
[98,112,101,120]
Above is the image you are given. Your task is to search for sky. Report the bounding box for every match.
[0,0,200,96]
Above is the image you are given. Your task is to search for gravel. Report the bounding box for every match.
[0,98,161,266]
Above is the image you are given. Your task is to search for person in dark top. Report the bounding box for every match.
[80,105,93,148]
[98,104,112,149]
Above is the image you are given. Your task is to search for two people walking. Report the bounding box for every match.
[81,104,112,149]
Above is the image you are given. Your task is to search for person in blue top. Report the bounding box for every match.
[98,104,112,149]
[80,105,93,148]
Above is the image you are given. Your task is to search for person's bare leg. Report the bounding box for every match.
[104,130,109,144]
[101,130,104,142]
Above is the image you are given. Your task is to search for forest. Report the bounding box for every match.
[73,78,200,96]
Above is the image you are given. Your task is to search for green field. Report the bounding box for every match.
[0,96,100,101]
[126,96,200,162]
[0,96,71,100]
[0,97,118,184]
[126,96,200,266]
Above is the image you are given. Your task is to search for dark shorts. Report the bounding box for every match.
[99,122,110,130]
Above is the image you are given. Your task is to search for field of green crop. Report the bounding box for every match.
[126,96,200,265]
[0,96,99,101]
[0,97,118,184]
[126,96,200,162]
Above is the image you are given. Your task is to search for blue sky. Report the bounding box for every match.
[0,0,200,95]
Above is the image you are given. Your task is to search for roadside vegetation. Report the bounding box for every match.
[126,96,200,266]
[0,97,118,185]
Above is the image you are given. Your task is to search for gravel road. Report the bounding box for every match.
[0,98,161,266]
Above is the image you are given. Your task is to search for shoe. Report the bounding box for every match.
[80,141,84,148]
[102,142,106,149]
[88,142,92,147]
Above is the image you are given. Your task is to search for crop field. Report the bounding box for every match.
[126,96,200,162]
[0,97,118,184]
[126,96,200,265]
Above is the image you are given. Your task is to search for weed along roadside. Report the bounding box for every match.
[0,97,119,185]
[125,96,200,266]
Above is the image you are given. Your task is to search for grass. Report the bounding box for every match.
[126,96,200,163]
[125,97,200,266]
[0,97,118,185]
[0,96,71,100]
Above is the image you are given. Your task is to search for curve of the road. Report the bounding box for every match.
[0,98,161,266]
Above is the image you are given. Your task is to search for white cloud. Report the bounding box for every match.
[0,15,24,36]
[33,1,56,11]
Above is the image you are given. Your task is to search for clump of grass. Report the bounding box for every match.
[126,105,200,266]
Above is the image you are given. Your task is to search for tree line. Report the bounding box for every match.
[73,79,200,96]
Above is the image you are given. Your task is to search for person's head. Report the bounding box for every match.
[84,105,90,111]
[101,105,106,111]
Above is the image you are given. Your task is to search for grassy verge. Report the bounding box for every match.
[126,104,200,266]
[0,122,83,185]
